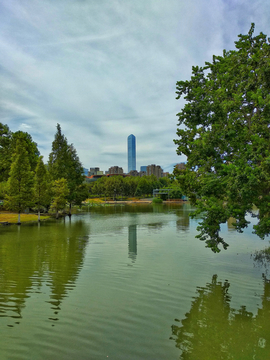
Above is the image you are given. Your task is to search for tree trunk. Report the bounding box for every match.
[68,203,72,218]
[38,208,41,222]
[56,210,59,219]
[17,212,21,225]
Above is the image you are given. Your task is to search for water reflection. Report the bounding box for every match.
[87,204,154,215]
[147,222,163,231]
[128,225,137,262]
[0,219,89,326]
[175,204,191,231]
[171,275,270,359]
[252,246,270,274]
[227,217,237,231]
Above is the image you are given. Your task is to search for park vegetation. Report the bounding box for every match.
[174,24,270,252]
[0,122,183,224]
[86,174,180,201]
[0,123,86,223]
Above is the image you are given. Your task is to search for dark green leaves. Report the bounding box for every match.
[175,24,270,251]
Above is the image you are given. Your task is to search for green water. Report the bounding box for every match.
[0,203,269,359]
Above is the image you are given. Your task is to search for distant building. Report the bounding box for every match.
[140,166,147,172]
[129,170,139,177]
[88,167,103,176]
[139,171,146,177]
[128,134,136,172]
[146,164,163,179]
[175,163,186,171]
[163,172,170,177]
[108,166,124,175]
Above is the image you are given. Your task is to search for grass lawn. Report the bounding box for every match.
[85,198,105,204]
[0,212,50,223]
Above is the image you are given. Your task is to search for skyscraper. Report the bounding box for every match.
[127,134,136,173]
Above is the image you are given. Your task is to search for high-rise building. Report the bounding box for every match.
[127,134,136,173]
[88,167,103,176]
[146,164,163,179]
[108,166,124,175]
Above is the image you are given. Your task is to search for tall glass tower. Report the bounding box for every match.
[127,134,136,173]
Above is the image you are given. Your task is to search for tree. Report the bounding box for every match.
[174,24,270,252]
[50,178,69,219]
[0,181,8,200]
[34,156,50,222]
[48,124,85,216]
[92,177,106,198]
[5,139,34,224]
[65,144,85,214]
[123,176,140,197]
[0,125,39,182]
[48,124,69,180]
[11,131,40,172]
[135,176,152,197]
[0,123,12,182]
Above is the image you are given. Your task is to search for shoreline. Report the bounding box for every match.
[0,199,185,225]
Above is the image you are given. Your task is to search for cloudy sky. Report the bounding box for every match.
[1,0,269,173]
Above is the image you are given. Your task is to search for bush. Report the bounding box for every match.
[152,197,163,204]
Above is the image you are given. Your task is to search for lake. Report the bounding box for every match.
[0,203,270,359]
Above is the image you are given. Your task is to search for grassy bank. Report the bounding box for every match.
[0,212,50,224]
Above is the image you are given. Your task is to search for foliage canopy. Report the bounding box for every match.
[5,138,34,223]
[48,124,85,214]
[174,24,270,252]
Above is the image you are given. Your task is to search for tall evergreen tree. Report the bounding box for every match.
[5,139,34,224]
[34,156,50,222]
[48,124,85,216]
[0,124,39,182]
[50,178,69,219]
[66,143,85,215]
[11,131,40,173]
[48,124,69,180]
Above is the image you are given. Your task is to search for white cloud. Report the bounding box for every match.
[1,0,269,173]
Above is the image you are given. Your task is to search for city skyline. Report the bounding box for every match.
[1,1,269,173]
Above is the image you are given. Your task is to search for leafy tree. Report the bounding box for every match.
[104,176,124,200]
[174,24,270,252]
[50,178,69,219]
[73,183,89,206]
[0,125,39,182]
[34,156,50,222]
[65,144,85,214]
[169,187,183,199]
[123,176,140,197]
[48,124,69,179]
[11,131,40,172]
[0,123,12,182]
[158,177,171,188]
[92,177,106,198]
[5,139,34,224]
[48,124,85,216]
[0,181,8,200]
[135,176,152,197]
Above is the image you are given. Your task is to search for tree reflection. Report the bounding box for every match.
[0,219,89,324]
[175,204,192,231]
[171,275,270,359]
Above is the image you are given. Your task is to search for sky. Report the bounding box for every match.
[1,0,270,173]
